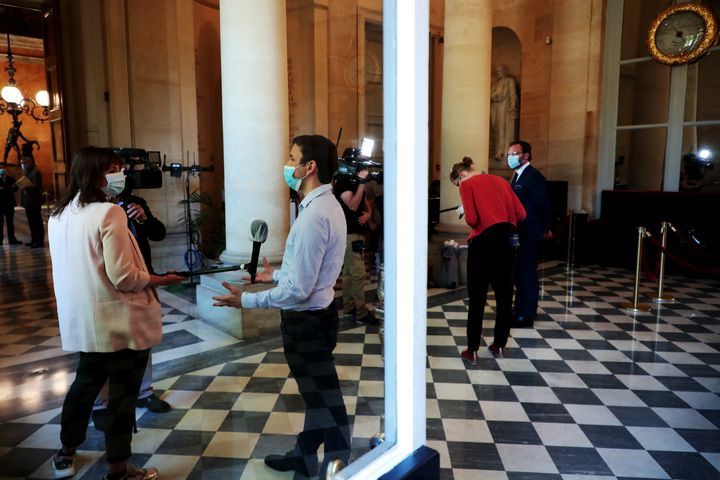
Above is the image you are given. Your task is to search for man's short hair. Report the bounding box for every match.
[509,140,532,160]
[292,135,338,184]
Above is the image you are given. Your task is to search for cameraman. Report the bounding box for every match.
[334,168,376,325]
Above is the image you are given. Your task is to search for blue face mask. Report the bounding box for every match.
[284,165,303,191]
[507,154,522,170]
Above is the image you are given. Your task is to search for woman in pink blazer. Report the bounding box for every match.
[48,147,183,480]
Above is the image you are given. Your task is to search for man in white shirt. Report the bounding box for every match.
[213,135,349,477]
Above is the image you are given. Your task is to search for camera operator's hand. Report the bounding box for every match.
[357,169,370,183]
[149,273,184,286]
[213,281,243,308]
[358,209,372,226]
[126,203,148,224]
[242,257,274,284]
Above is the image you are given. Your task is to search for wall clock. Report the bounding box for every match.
[647,2,719,66]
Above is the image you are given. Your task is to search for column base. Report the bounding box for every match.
[196,272,280,340]
[429,222,470,286]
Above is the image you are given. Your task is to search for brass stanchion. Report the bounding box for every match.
[565,209,574,272]
[621,226,652,313]
[652,222,676,304]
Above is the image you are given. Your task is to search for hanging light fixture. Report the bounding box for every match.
[0,33,49,123]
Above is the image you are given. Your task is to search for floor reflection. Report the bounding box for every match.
[1,240,719,479]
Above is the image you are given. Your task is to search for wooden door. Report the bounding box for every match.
[43,1,68,199]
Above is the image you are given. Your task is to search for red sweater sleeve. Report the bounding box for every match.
[459,182,478,228]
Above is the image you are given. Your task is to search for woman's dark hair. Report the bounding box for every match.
[52,147,123,217]
[292,135,338,184]
[450,156,474,183]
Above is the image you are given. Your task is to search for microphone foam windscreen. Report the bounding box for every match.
[250,219,269,243]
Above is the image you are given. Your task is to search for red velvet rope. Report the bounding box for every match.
[668,227,720,263]
[641,238,660,281]
[547,211,571,240]
[645,234,720,275]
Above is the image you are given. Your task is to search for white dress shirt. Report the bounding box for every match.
[241,184,347,311]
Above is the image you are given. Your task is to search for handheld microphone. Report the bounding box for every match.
[247,219,269,283]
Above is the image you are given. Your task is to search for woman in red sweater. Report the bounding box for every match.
[450,157,526,360]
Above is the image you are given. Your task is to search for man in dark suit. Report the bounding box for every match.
[0,167,22,245]
[507,140,552,327]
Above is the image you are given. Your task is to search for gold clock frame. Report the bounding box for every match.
[647,2,719,66]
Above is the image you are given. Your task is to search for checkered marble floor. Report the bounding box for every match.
[1,237,719,479]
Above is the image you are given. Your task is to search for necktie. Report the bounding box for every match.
[511,173,518,186]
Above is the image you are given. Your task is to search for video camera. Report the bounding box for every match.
[113,148,163,189]
[336,137,383,184]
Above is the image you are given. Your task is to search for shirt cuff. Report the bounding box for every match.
[241,291,258,309]
[272,269,281,283]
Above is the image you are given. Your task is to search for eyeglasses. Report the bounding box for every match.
[507,151,523,156]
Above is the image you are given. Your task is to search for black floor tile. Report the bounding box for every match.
[193,391,241,410]
[608,406,670,427]
[580,424,643,449]
[650,451,720,480]
[156,430,215,456]
[0,422,43,447]
[487,420,542,445]
[186,457,247,480]
[437,400,484,420]
[546,446,613,476]
[446,441,503,470]
[218,410,270,433]
[552,388,603,405]
[634,390,691,408]
[676,428,720,453]
[521,403,574,423]
[473,385,518,402]
[503,372,547,387]
[170,375,216,391]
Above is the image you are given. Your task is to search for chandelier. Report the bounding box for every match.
[0,33,49,124]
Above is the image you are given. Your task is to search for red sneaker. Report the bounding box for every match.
[460,349,477,363]
[488,344,503,358]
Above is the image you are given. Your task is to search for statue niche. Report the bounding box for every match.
[490,64,519,161]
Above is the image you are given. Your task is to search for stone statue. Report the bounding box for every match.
[490,65,519,161]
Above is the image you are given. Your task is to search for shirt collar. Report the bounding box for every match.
[516,162,531,177]
[298,183,332,212]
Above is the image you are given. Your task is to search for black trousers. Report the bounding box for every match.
[25,205,44,245]
[514,238,541,319]
[281,306,351,475]
[60,349,149,463]
[0,206,16,242]
[466,223,515,351]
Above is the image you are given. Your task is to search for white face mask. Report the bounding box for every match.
[507,154,522,170]
[102,171,126,197]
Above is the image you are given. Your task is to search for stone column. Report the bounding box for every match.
[429,0,492,285]
[218,0,290,264]
[196,0,290,338]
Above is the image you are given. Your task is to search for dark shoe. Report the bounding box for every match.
[24,241,33,246]
[136,393,171,413]
[460,349,477,364]
[9,238,22,245]
[264,453,313,477]
[103,465,158,480]
[30,243,43,248]
[488,344,504,358]
[512,315,535,328]
[51,450,76,479]
[343,307,356,321]
[356,311,379,325]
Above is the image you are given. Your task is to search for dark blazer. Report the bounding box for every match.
[511,164,552,243]
[117,193,166,274]
[0,174,17,208]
